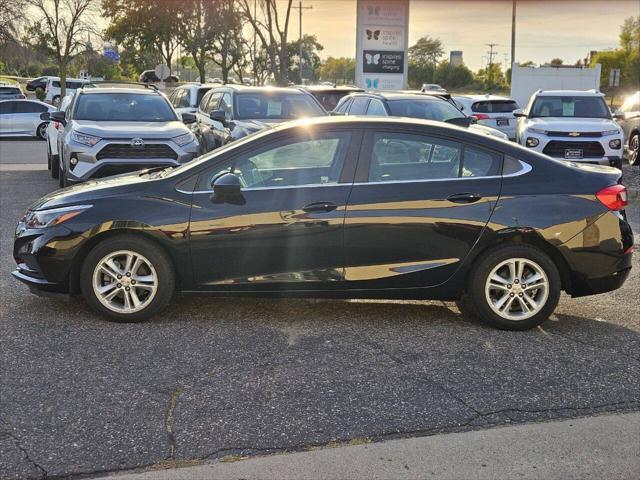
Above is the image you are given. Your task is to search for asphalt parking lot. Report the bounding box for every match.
[1,139,639,479]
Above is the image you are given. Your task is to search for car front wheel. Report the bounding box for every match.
[80,235,175,322]
[37,122,48,140]
[464,244,561,330]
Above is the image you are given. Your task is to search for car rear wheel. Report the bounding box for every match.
[58,164,66,187]
[80,235,175,322]
[36,122,48,140]
[464,244,561,330]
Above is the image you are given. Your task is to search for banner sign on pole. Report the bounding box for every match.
[356,0,410,90]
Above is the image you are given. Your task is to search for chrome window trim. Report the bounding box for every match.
[182,161,531,195]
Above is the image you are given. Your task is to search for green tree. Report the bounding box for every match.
[175,0,220,83]
[0,0,27,42]
[591,16,640,91]
[319,57,355,84]
[103,0,180,75]
[211,0,246,83]
[433,61,473,90]
[408,36,444,66]
[287,34,324,83]
[407,36,443,87]
[548,58,564,66]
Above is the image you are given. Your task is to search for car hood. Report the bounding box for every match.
[28,171,157,211]
[72,121,189,139]
[524,117,619,132]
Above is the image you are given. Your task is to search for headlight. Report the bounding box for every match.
[22,205,92,229]
[609,138,622,149]
[526,137,539,147]
[528,128,547,135]
[602,129,620,136]
[71,131,101,146]
[171,132,195,146]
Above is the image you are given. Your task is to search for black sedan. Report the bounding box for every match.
[13,117,633,330]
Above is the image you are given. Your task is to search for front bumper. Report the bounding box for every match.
[521,133,623,167]
[63,138,198,182]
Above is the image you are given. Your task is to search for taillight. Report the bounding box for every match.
[473,113,490,120]
[596,184,628,211]
[18,94,26,99]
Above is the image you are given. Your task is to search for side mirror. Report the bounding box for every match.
[50,111,66,125]
[513,109,526,118]
[40,112,50,121]
[211,172,243,203]
[182,112,196,124]
[210,109,228,125]
[445,117,472,128]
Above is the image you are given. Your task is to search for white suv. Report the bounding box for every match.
[515,90,623,169]
[453,94,520,140]
[44,78,87,106]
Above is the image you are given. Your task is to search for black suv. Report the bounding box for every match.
[191,85,327,154]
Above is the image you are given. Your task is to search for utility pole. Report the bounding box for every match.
[293,1,312,84]
[511,0,517,69]
[486,43,497,85]
[253,0,257,85]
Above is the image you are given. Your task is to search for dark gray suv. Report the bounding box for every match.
[50,86,199,187]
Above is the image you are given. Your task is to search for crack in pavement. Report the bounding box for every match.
[1,429,48,479]
[165,386,187,460]
[543,327,640,364]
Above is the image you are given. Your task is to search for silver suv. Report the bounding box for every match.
[51,85,199,186]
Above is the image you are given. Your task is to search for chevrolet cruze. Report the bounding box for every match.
[13,117,633,330]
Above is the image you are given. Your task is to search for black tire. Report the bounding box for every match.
[465,244,561,331]
[51,154,59,179]
[47,143,52,170]
[80,235,175,323]
[36,122,48,140]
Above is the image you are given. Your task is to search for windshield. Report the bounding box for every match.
[235,92,325,120]
[311,92,351,111]
[388,99,464,121]
[530,96,610,118]
[74,93,177,122]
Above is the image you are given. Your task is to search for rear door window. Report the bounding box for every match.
[14,102,47,114]
[472,100,520,113]
[349,97,369,115]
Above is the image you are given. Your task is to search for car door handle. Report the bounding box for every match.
[446,193,482,204]
[302,202,338,213]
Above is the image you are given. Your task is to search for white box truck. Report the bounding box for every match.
[510,64,601,108]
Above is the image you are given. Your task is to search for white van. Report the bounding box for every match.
[44,77,87,106]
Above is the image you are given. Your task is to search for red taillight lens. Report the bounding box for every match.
[596,184,628,211]
[473,113,490,120]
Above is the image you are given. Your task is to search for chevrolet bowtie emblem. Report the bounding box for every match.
[568,132,580,137]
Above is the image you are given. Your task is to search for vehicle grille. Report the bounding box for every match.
[542,141,605,158]
[92,164,164,179]
[96,143,178,161]
[546,131,602,138]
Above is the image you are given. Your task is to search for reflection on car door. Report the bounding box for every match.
[189,128,362,289]
[0,101,18,134]
[343,129,502,289]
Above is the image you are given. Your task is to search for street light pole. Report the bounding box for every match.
[293,1,312,84]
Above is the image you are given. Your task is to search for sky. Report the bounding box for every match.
[299,0,640,70]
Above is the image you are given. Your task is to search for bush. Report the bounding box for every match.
[42,65,60,76]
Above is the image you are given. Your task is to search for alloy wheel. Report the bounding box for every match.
[630,134,639,166]
[92,250,158,314]
[38,123,48,140]
[485,258,549,321]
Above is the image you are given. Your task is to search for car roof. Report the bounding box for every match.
[0,99,52,107]
[535,89,603,97]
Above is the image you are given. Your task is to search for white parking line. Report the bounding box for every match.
[0,164,48,171]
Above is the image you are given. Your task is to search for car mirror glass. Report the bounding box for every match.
[181,112,196,124]
[513,108,526,118]
[210,109,227,125]
[40,112,50,121]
